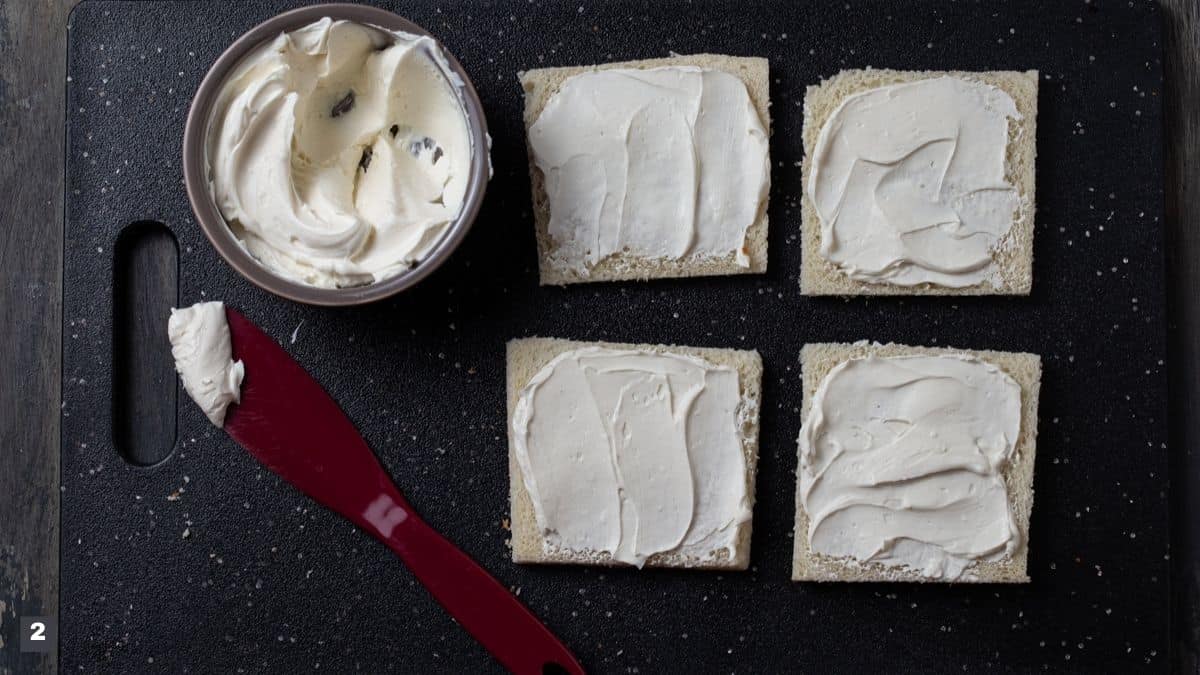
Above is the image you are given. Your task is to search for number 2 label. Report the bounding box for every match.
[20,615,55,653]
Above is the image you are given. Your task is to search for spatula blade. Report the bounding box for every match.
[218,307,584,675]
[222,307,408,521]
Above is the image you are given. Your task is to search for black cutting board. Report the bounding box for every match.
[62,0,1169,671]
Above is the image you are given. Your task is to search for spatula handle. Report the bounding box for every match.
[380,511,584,675]
[222,308,581,672]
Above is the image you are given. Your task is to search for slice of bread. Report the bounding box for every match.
[519,55,771,285]
[793,342,1041,583]
[507,337,762,569]
[800,69,1038,295]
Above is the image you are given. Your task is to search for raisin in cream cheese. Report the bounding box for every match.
[512,348,752,567]
[798,354,1022,580]
[168,302,244,427]
[808,77,1022,287]
[528,67,770,276]
[206,18,473,288]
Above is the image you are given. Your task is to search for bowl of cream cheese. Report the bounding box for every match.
[184,4,489,305]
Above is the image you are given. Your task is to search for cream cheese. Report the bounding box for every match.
[207,18,474,288]
[528,66,770,277]
[168,302,244,427]
[512,347,752,567]
[798,354,1022,580]
[808,76,1021,287]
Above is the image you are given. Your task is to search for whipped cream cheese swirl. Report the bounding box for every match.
[529,66,770,276]
[513,347,752,567]
[207,18,473,288]
[808,77,1022,287]
[168,302,244,427]
[799,354,1022,579]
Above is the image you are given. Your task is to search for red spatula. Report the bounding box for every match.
[221,307,584,675]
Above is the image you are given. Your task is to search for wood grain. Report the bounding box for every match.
[0,0,73,672]
[112,223,179,467]
[0,0,1196,672]
[1163,0,1200,671]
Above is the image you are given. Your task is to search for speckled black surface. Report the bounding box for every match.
[63,0,1168,672]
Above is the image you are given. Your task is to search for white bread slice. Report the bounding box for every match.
[793,342,1041,583]
[507,337,762,569]
[519,55,771,285]
[801,69,1038,295]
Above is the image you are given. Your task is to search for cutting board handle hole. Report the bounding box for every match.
[112,221,179,467]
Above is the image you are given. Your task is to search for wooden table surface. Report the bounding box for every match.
[1,1,1196,672]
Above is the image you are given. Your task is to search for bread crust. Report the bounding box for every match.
[520,55,771,285]
[793,342,1041,583]
[800,69,1039,296]
[507,337,762,570]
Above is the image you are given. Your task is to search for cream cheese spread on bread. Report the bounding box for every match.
[798,354,1022,580]
[168,302,244,427]
[808,76,1021,287]
[512,347,752,567]
[528,66,770,277]
[207,18,473,288]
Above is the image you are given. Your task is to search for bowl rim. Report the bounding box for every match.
[182,3,490,306]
